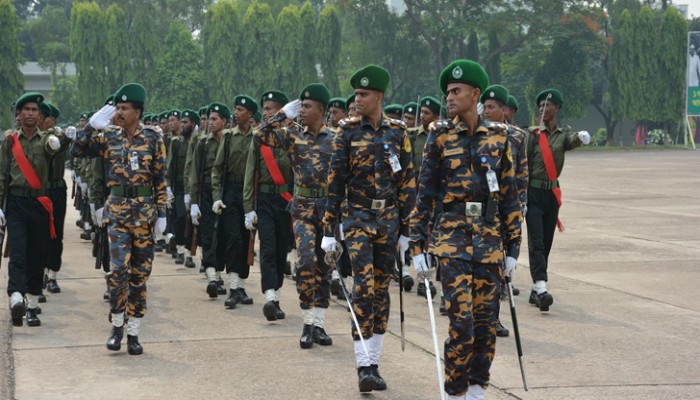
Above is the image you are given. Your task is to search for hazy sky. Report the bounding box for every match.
[688,1,700,19]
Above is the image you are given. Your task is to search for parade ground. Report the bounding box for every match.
[1,149,699,400]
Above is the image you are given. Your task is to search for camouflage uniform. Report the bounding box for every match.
[507,125,528,211]
[72,124,167,319]
[409,117,521,396]
[323,114,415,341]
[255,122,334,311]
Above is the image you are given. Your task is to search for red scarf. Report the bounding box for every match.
[536,129,565,232]
[260,145,292,202]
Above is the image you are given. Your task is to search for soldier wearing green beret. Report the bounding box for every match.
[183,106,208,271]
[383,103,403,120]
[72,83,168,355]
[321,64,416,393]
[347,94,357,117]
[2,92,68,327]
[190,102,231,297]
[504,95,519,125]
[525,88,589,312]
[327,97,348,128]
[243,91,293,321]
[409,60,523,399]
[402,102,418,129]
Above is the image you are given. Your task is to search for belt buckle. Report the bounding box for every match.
[371,199,386,210]
[465,202,482,217]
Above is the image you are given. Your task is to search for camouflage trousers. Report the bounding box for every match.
[294,212,332,310]
[438,257,501,396]
[108,219,154,318]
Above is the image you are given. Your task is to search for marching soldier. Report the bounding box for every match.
[243,91,293,322]
[72,83,168,355]
[504,95,519,126]
[321,65,415,392]
[327,97,347,128]
[409,60,522,400]
[2,92,65,327]
[184,106,208,272]
[256,83,335,349]
[383,103,403,120]
[210,96,256,309]
[347,94,357,117]
[402,102,418,128]
[525,89,590,312]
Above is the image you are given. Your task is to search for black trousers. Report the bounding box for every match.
[221,184,250,278]
[172,193,189,246]
[257,193,292,293]
[526,187,559,283]
[200,184,225,271]
[6,195,50,296]
[46,185,67,272]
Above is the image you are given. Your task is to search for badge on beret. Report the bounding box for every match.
[452,66,463,79]
[241,99,246,104]
[215,106,220,111]
[268,93,273,99]
[121,95,127,101]
[426,100,431,105]
[360,77,369,87]
[305,91,310,98]
[490,91,495,98]
[408,107,413,112]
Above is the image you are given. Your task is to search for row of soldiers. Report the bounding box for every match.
[6,56,589,399]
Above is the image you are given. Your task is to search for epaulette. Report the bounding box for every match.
[486,121,507,132]
[388,117,406,129]
[406,126,419,133]
[429,119,451,133]
[338,116,361,128]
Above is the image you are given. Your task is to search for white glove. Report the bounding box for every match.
[155,217,167,236]
[75,176,81,186]
[477,102,484,116]
[0,209,5,227]
[281,99,302,120]
[65,126,77,140]
[504,256,517,277]
[184,194,191,208]
[166,187,174,208]
[190,204,201,226]
[47,135,60,151]
[397,235,410,264]
[71,170,76,181]
[578,130,591,145]
[212,200,226,215]
[523,204,528,218]
[321,236,338,253]
[413,253,430,273]
[95,207,104,227]
[244,211,257,230]
[89,104,117,130]
[80,182,88,197]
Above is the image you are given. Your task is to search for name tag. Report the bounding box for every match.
[443,148,463,157]
[351,140,371,147]
[295,139,309,145]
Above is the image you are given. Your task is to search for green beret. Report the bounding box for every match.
[208,102,232,120]
[43,101,60,119]
[536,88,563,108]
[142,114,152,123]
[403,102,419,116]
[105,94,115,106]
[169,109,182,119]
[199,106,208,117]
[181,109,200,125]
[506,95,519,111]
[347,94,356,106]
[480,84,509,105]
[235,95,258,113]
[39,102,52,117]
[260,91,288,107]
[15,92,44,111]
[299,83,331,107]
[328,97,347,111]
[160,112,170,121]
[350,64,390,93]
[114,83,147,107]
[420,96,440,114]
[439,59,489,95]
[252,111,262,123]
[383,104,403,116]
[80,112,89,120]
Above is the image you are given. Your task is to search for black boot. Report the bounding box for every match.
[168,236,177,255]
[495,320,510,337]
[274,301,285,320]
[357,366,377,393]
[371,364,387,390]
[106,326,124,351]
[38,293,47,303]
[199,265,205,273]
[46,279,61,294]
[224,289,239,309]
[439,296,447,316]
[330,278,340,296]
[312,326,333,346]
[417,281,426,297]
[299,324,314,349]
[127,335,143,355]
[263,301,278,321]
[206,281,219,298]
[185,257,196,268]
[236,288,253,305]
[103,290,109,301]
[428,281,436,299]
[175,253,185,265]
[512,286,520,296]
[216,283,227,295]
[10,297,25,327]
[529,289,538,305]
[26,308,41,327]
[402,275,414,292]
[536,291,554,312]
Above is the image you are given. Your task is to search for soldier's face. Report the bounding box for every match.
[538,101,558,123]
[403,113,416,128]
[329,107,346,126]
[200,115,207,130]
[160,119,169,132]
[348,102,357,117]
[115,103,140,129]
[504,106,516,123]
[299,99,323,127]
[262,101,280,120]
[483,100,505,122]
[446,83,479,117]
[181,117,194,134]
[208,112,226,133]
[169,116,181,133]
[420,107,437,127]
[79,118,87,129]
[354,89,382,118]
[234,105,252,125]
[43,116,56,130]
[19,102,41,129]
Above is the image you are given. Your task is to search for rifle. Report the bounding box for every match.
[246,142,260,266]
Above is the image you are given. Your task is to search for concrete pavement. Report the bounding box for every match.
[1,149,699,399]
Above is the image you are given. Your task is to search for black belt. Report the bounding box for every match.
[9,187,45,197]
[294,186,328,198]
[529,178,559,190]
[443,201,486,217]
[110,186,153,198]
[347,192,395,210]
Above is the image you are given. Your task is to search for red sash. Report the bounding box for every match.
[260,145,292,202]
[536,129,565,232]
[8,134,57,239]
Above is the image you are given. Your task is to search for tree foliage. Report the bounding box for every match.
[69,1,107,111]
[240,1,275,98]
[0,0,24,129]
[104,4,128,93]
[297,1,318,87]
[274,4,302,95]
[202,0,241,105]
[317,4,341,95]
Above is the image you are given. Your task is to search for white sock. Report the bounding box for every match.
[127,317,142,336]
[228,272,240,290]
[239,278,246,289]
[215,270,221,281]
[265,289,275,303]
[303,308,314,325]
[47,270,57,280]
[465,384,486,400]
[185,249,191,257]
[402,265,411,277]
[368,333,384,365]
[331,269,340,280]
[313,307,326,328]
[205,267,216,282]
[26,294,40,309]
[176,245,186,255]
[274,289,281,302]
[534,280,547,294]
[447,395,466,400]
[112,312,125,327]
[10,292,23,306]
[354,340,371,368]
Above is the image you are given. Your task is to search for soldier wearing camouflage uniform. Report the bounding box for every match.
[321,65,416,393]
[72,83,168,356]
[409,60,522,400]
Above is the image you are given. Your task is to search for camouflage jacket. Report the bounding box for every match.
[323,114,415,237]
[409,116,521,262]
[507,125,528,210]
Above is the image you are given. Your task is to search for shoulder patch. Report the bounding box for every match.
[339,116,361,128]
[388,118,406,129]
[429,120,450,133]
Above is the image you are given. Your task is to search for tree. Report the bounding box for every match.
[275,5,303,95]
[26,5,71,72]
[104,4,129,93]
[609,9,635,124]
[150,21,204,111]
[50,72,79,123]
[631,5,656,126]
[0,0,24,129]
[202,0,241,105]
[70,2,108,110]
[656,7,687,124]
[297,1,318,87]
[240,1,275,97]
[317,4,342,95]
